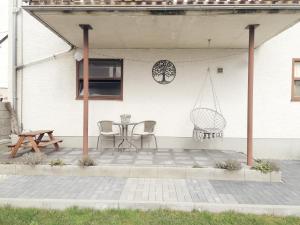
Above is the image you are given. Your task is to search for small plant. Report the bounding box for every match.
[251,159,280,174]
[215,159,242,171]
[49,159,65,167]
[78,156,96,167]
[0,160,13,165]
[21,152,45,166]
[192,164,203,168]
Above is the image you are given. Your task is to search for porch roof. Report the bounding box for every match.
[24,1,300,49]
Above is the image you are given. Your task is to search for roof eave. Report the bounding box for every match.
[22,5,300,12]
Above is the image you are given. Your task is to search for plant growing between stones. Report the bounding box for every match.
[21,152,45,166]
[215,159,242,171]
[49,159,65,167]
[78,156,96,167]
[0,160,13,164]
[251,159,280,174]
[192,164,204,168]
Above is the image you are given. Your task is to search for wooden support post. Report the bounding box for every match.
[246,24,259,166]
[80,24,92,157]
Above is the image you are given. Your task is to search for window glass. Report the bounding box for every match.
[294,62,300,78]
[77,59,123,99]
[294,80,300,96]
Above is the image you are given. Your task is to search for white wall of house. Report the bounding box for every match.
[16,11,300,159]
[0,39,8,91]
[0,0,8,99]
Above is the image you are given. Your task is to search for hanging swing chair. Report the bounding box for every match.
[190,67,226,141]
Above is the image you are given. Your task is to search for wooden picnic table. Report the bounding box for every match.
[9,130,63,157]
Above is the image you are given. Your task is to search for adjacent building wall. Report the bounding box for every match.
[0,102,11,140]
[16,11,300,159]
[0,39,8,100]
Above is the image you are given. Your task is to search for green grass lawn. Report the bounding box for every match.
[0,207,299,225]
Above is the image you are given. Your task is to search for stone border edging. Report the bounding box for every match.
[0,164,281,182]
[0,198,298,216]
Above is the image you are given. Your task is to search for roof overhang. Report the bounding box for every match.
[23,5,300,49]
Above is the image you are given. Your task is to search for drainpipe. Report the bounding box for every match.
[12,0,19,111]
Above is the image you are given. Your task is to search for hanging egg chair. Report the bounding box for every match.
[190,67,226,141]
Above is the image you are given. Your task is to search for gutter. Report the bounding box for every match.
[22,5,300,12]
[16,45,74,71]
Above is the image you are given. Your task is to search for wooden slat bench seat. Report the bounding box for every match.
[9,130,63,157]
[8,140,30,149]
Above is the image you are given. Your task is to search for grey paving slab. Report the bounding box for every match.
[0,161,298,209]
[0,147,248,167]
[0,176,126,200]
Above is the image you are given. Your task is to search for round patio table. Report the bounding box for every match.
[113,122,138,151]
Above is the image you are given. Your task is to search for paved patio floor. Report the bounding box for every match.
[0,161,298,214]
[0,147,247,167]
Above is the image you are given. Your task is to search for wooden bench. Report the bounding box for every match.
[9,130,63,157]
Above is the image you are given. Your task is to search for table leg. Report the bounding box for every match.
[28,136,41,153]
[48,132,59,151]
[35,133,45,145]
[10,136,25,158]
[118,138,125,151]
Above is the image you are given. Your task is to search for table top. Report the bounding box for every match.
[113,122,137,126]
[19,130,54,136]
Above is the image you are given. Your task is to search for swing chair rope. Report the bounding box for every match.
[209,70,222,114]
[192,68,209,109]
[193,39,221,113]
[190,39,226,141]
[193,66,222,114]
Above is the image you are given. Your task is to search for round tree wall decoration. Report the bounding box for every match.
[152,60,176,84]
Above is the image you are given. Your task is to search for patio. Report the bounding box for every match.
[0,146,246,167]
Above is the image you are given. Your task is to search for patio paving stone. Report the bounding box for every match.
[0,147,252,168]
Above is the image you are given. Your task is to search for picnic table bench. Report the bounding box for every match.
[8,130,62,157]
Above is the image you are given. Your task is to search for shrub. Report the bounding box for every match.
[21,152,45,166]
[78,156,96,167]
[49,159,65,167]
[215,159,242,171]
[251,159,280,174]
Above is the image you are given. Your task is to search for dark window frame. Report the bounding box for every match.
[291,58,300,102]
[76,58,123,101]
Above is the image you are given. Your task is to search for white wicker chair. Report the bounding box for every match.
[97,121,120,152]
[130,121,158,150]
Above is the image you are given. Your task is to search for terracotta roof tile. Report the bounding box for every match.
[27,0,300,5]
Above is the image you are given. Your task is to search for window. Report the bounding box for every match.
[76,59,123,100]
[292,59,300,101]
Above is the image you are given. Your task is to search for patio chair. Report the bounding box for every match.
[97,121,120,152]
[130,121,158,150]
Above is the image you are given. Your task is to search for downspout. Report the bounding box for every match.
[12,0,19,111]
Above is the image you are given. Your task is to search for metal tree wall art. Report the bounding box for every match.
[152,60,176,84]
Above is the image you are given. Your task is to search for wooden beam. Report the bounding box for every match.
[80,24,92,157]
[246,24,259,166]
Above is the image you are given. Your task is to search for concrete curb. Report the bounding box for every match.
[0,198,298,216]
[0,164,281,182]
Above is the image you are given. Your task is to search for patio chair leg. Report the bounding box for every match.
[113,135,115,155]
[100,136,104,152]
[96,136,100,150]
[153,135,158,151]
